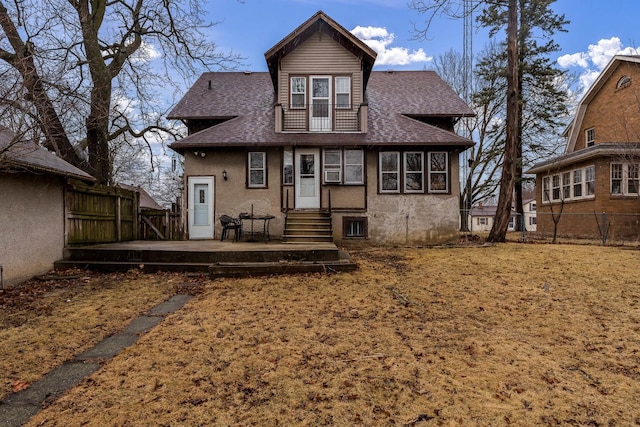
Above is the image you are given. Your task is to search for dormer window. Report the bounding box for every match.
[291,77,306,108]
[616,75,631,90]
[585,127,595,147]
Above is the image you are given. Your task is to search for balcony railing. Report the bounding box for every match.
[277,104,365,133]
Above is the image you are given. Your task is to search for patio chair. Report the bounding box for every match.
[220,215,243,242]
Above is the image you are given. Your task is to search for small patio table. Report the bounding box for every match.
[240,213,275,242]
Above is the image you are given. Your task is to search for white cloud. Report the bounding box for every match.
[351,25,432,66]
[558,37,640,94]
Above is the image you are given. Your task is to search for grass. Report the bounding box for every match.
[2,243,640,426]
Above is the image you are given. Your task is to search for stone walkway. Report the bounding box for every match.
[0,294,193,427]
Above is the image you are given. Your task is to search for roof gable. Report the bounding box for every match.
[565,55,640,153]
[264,10,377,92]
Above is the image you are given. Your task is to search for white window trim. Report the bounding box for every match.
[585,128,595,147]
[542,165,595,204]
[335,76,351,109]
[428,152,449,193]
[290,76,306,109]
[379,152,400,193]
[610,163,640,195]
[248,152,266,188]
[404,151,424,193]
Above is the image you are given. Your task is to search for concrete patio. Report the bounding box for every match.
[54,240,357,277]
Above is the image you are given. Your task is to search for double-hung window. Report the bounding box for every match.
[291,77,306,108]
[335,77,351,109]
[248,152,266,188]
[611,163,640,195]
[323,150,342,183]
[380,152,400,193]
[611,163,623,194]
[344,149,364,184]
[428,152,449,193]
[404,152,424,192]
[585,166,595,196]
[585,128,595,147]
[573,169,583,198]
[562,172,571,199]
[542,176,550,202]
[551,175,561,201]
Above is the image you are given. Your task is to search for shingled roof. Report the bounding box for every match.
[0,127,95,182]
[169,70,474,151]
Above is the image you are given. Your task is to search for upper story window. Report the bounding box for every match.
[617,75,631,90]
[335,77,351,108]
[585,127,595,147]
[291,77,306,108]
[530,202,536,212]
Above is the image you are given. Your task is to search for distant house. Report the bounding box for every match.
[0,127,95,285]
[527,55,640,239]
[468,198,536,232]
[168,11,474,245]
[468,203,516,232]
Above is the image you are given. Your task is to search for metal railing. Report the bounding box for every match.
[280,104,361,132]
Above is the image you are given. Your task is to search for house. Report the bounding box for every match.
[168,11,474,245]
[527,55,640,239]
[468,203,516,232]
[0,127,95,285]
[468,197,536,232]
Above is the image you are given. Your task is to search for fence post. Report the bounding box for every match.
[601,212,607,245]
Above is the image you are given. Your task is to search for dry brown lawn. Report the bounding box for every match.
[3,243,640,426]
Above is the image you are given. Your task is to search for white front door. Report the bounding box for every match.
[310,76,331,131]
[295,149,320,209]
[188,176,214,239]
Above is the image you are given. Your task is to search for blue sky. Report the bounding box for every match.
[207,0,639,94]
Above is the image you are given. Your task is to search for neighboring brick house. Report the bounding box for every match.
[168,11,474,245]
[527,55,640,239]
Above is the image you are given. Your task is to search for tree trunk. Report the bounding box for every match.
[0,1,84,169]
[487,0,519,242]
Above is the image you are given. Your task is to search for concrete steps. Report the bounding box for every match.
[283,211,333,243]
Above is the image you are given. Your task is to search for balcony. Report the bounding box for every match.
[276,104,367,133]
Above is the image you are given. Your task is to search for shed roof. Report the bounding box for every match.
[0,127,95,182]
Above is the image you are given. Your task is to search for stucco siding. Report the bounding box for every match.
[0,173,65,285]
[184,149,285,238]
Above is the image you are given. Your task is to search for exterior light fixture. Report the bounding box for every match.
[223,169,228,181]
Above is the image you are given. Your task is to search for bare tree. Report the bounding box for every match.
[0,0,241,184]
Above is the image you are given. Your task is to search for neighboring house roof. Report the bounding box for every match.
[470,205,516,217]
[117,183,164,210]
[0,127,95,182]
[526,142,640,174]
[564,55,640,153]
[168,71,474,151]
[264,10,378,92]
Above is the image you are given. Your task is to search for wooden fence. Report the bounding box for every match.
[65,180,139,245]
[65,181,184,245]
[139,207,183,240]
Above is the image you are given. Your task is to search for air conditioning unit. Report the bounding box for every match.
[324,170,341,183]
